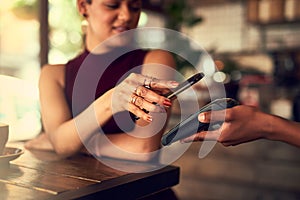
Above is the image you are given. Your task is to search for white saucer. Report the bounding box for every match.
[0,147,24,164]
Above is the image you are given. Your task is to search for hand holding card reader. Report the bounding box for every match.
[161,98,239,146]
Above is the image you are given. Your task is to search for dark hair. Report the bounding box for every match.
[86,0,92,4]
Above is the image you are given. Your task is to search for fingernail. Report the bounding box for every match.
[146,115,153,122]
[199,113,205,122]
[168,81,179,88]
[163,99,172,107]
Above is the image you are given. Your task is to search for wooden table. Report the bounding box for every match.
[0,143,180,200]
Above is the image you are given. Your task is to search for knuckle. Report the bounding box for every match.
[131,106,139,113]
[221,142,230,147]
[135,86,141,95]
[225,109,234,120]
[135,97,144,107]
[218,133,226,143]
[137,87,147,97]
[124,76,134,86]
[157,95,166,104]
[217,137,223,143]
[126,73,138,85]
[129,73,137,79]
[150,80,157,88]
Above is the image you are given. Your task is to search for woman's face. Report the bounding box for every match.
[81,0,142,44]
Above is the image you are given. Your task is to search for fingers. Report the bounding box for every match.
[180,130,221,143]
[135,86,172,107]
[121,73,178,122]
[199,106,242,123]
[127,73,178,105]
[148,78,179,90]
[127,85,172,123]
[129,93,166,113]
[128,102,153,122]
[128,93,168,122]
[181,132,238,147]
[198,109,227,123]
[131,73,178,90]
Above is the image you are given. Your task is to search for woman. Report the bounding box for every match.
[25,0,178,160]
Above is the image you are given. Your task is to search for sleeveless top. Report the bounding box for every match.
[64,48,148,133]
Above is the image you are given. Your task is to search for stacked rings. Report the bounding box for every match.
[143,77,153,89]
[130,95,138,105]
[130,94,144,109]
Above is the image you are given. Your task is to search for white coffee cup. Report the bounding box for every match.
[0,123,9,155]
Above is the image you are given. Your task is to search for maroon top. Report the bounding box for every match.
[64,48,148,133]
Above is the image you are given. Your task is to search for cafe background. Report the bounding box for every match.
[0,0,299,199]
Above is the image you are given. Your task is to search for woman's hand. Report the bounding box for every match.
[112,73,178,122]
[181,105,267,146]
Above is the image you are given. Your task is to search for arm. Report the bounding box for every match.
[182,105,300,148]
[24,64,114,155]
[36,53,176,158]
[264,112,300,148]
[37,64,115,156]
[97,50,177,160]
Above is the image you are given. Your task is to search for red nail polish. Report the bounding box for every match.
[163,99,172,107]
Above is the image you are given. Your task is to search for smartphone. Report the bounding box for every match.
[161,98,239,146]
[164,72,205,99]
[134,72,204,120]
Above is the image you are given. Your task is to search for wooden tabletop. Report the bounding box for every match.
[0,143,180,200]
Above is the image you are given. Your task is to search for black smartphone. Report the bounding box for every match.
[134,72,204,120]
[161,98,240,146]
[164,72,205,99]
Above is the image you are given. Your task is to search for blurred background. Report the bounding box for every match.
[0,0,300,199]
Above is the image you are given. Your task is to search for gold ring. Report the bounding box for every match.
[130,95,137,104]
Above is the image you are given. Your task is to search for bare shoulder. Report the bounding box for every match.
[39,64,66,88]
[142,50,176,79]
[144,49,176,68]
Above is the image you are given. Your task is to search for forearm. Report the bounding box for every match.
[99,133,162,161]
[96,111,170,161]
[264,113,300,147]
[48,91,113,157]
